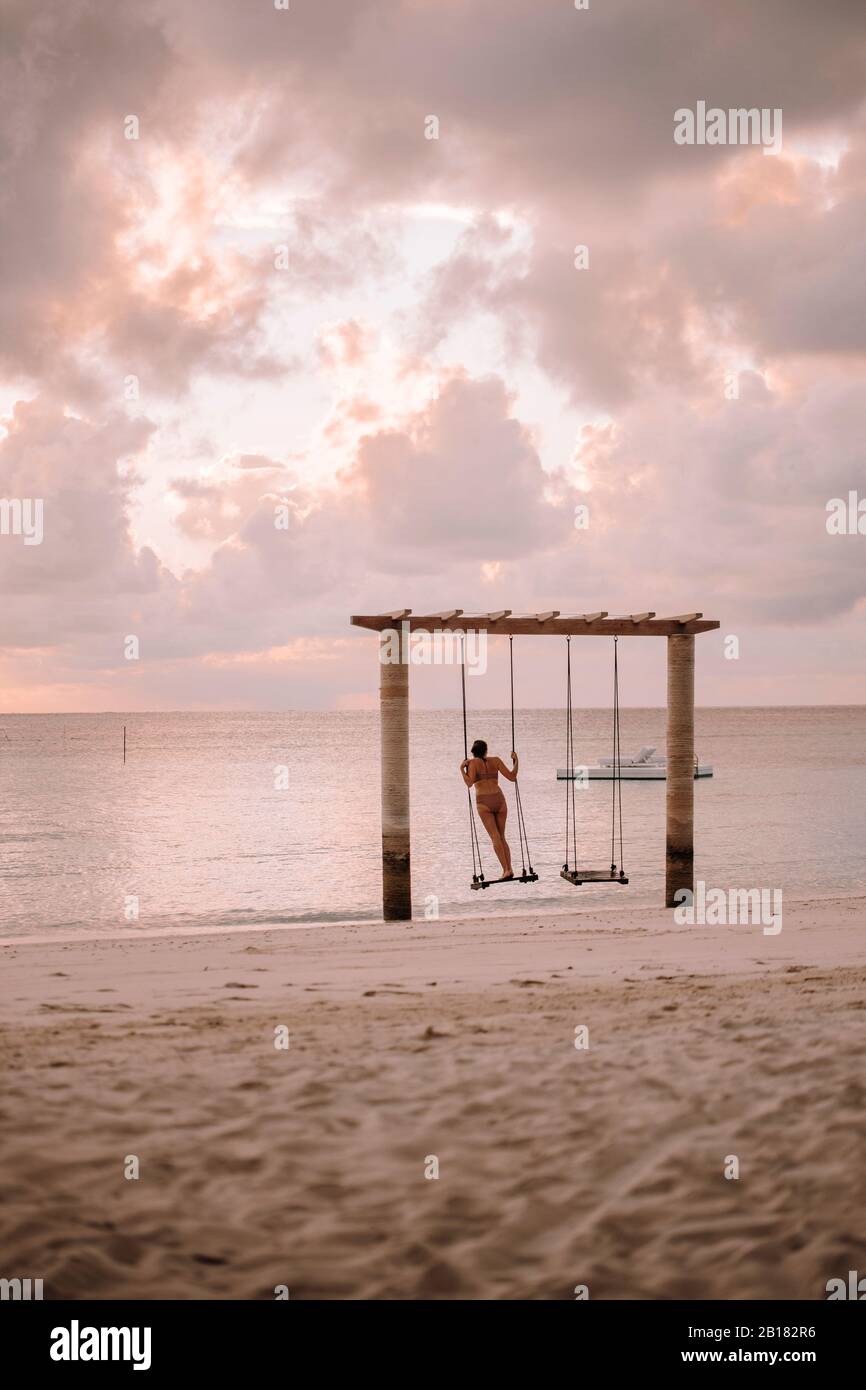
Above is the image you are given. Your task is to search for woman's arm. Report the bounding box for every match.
[460,758,475,787]
[498,753,519,782]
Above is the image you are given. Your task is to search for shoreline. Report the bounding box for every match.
[2,889,864,951]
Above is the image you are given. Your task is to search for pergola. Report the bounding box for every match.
[350,610,721,920]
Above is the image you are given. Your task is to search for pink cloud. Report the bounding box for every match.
[2,0,865,709]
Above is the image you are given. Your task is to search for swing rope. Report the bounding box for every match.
[562,634,628,884]
[563,636,578,872]
[461,637,485,884]
[461,633,535,886]
[610,636,625,876]
[509,636,533,878]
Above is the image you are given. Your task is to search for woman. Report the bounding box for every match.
[460,739,519,880]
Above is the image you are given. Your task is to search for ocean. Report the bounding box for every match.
[1,707,864,939]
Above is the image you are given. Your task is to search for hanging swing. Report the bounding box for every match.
[462,635,538,890]
[561,635,629,886]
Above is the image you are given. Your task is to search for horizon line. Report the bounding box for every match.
[1,702,865,718]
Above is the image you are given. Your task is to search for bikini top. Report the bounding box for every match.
[474,757,499,786]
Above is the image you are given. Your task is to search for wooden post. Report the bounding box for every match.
[665,634,694,907]
[380,627,411,920]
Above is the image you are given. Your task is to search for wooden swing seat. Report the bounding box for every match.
[471,871,539,891]
[560,867,628,885]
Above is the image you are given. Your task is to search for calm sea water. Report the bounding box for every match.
[0,708,864,939]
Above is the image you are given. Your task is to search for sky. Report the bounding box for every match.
[1,0,865,712]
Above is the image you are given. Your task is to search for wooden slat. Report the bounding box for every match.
[625,612,655,623]
[351,613,720,636]
[470,870,539,889]
[561,868,629,884]
[384,609,412,620]
[560,611,608,622]
[532,610,560,621]
[433,609,462,620]
[662,613,702,623]
[486,610,511,621]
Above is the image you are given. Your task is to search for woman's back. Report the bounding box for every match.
[471,756,500,789]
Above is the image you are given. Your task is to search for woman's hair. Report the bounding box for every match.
[471,739,488,759]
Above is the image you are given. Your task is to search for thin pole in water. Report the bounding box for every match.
[123,725,126,765]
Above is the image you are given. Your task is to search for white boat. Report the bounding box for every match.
[557,745,713,781]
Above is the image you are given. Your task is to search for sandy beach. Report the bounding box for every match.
[2,895,866,1300]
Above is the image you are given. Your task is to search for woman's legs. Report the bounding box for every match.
[477,800,513,877]
[494,802,513,877]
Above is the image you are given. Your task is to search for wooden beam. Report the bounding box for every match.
[662,613,703,623]
[624,612,655,623]
[532,610,560,621]
[433,609,462,621]
[351,614,720,637]
[486,610,512,621]
[385,609,412,620]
